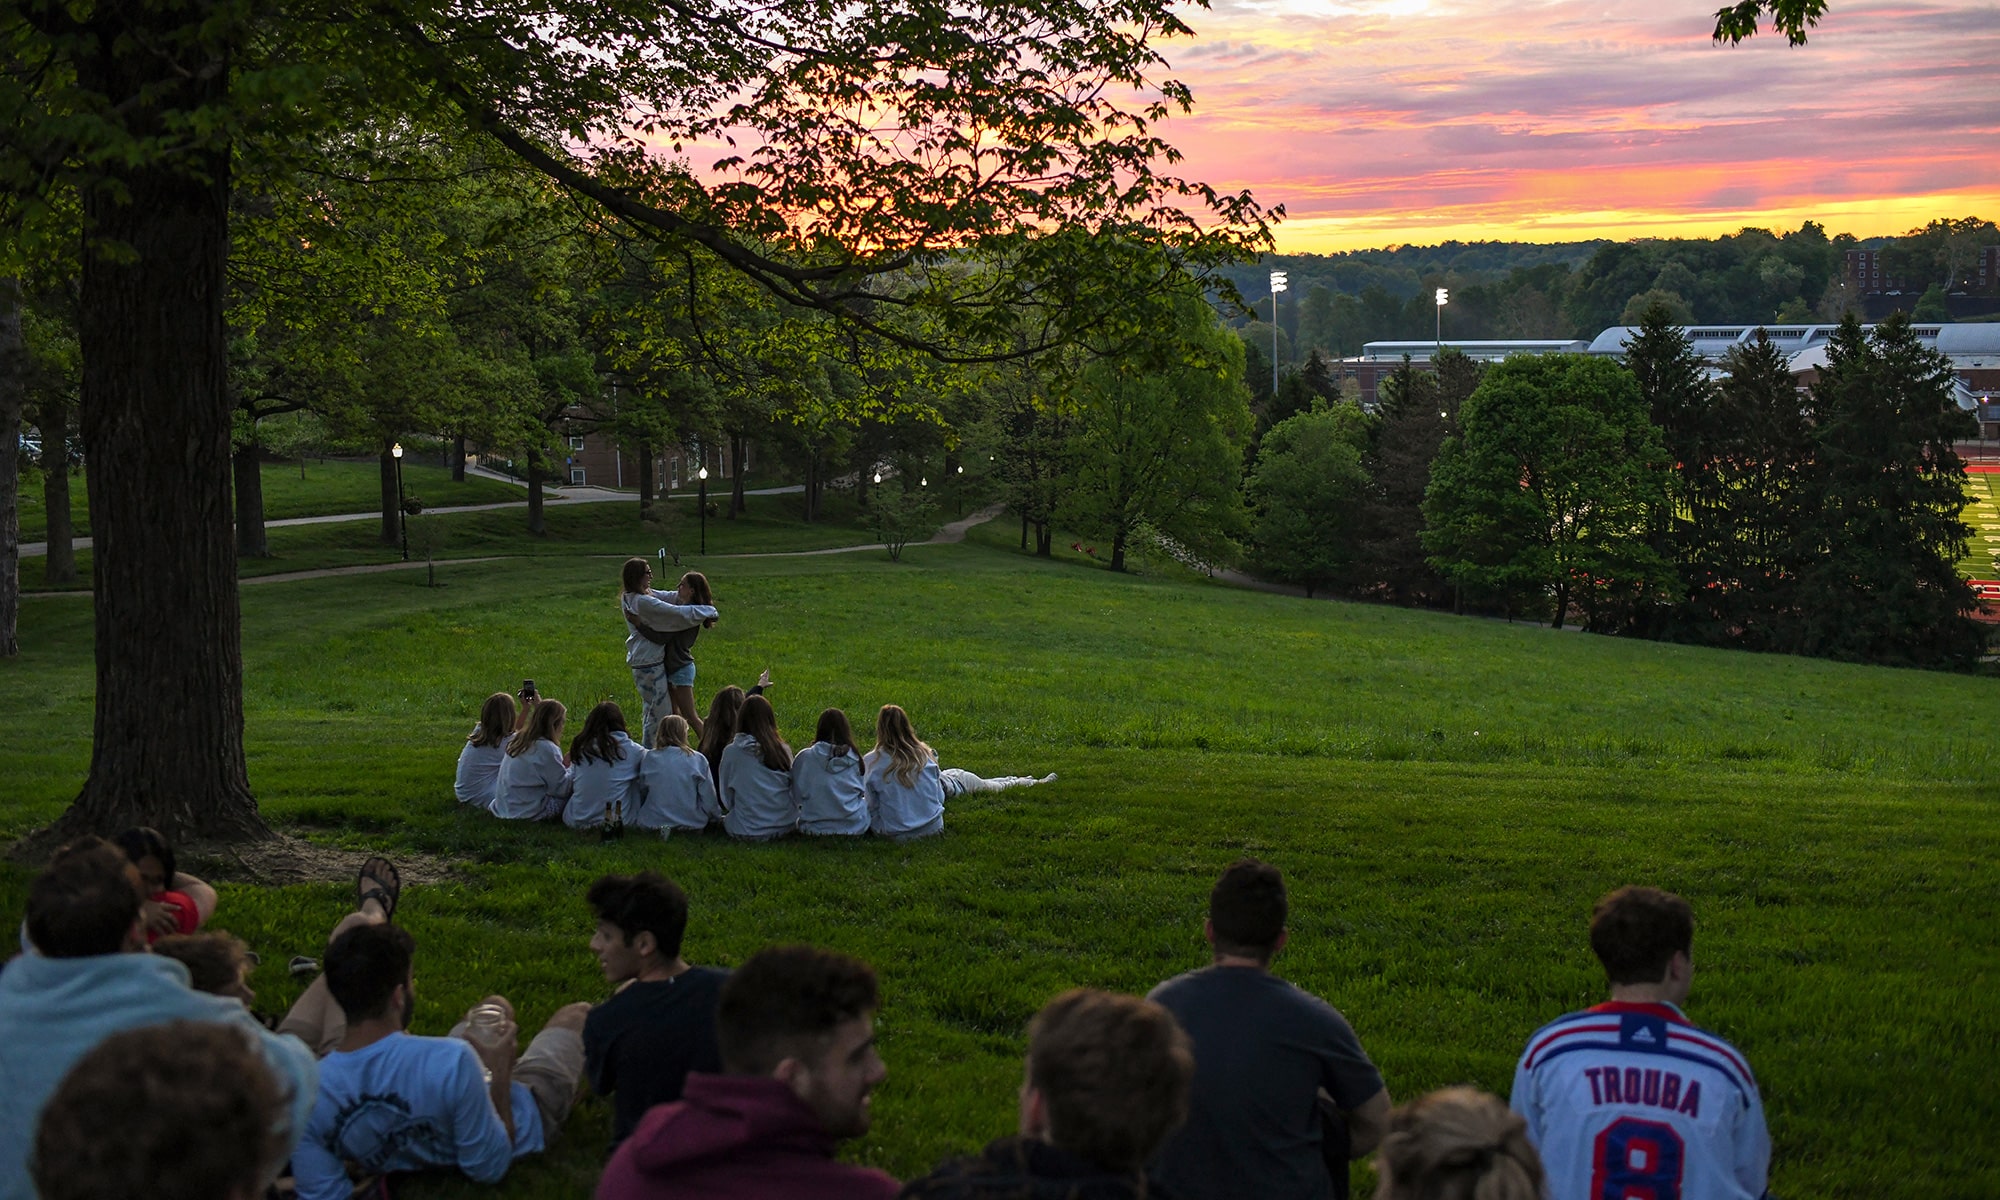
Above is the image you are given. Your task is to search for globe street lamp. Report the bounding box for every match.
[1269,269,1289,395]
[697,463,709,555]
[390,441,408,562]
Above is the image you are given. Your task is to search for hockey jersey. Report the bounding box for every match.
[1511,1000,1769,1200]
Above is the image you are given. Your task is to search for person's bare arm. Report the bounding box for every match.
[1344,1087,1391,1158]
[170,872,218,924]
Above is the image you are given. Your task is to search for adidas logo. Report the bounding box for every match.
[1631,1027,1658,1044]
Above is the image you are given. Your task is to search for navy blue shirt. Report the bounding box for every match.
[1147,966,1383,1200]
[583,966,728,1147]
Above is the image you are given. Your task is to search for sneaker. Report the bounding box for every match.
[288,956,319,979]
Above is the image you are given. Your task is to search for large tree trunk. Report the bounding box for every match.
[1551,579,1569,630]
[0,276,21,658]
[378,445,400,546]
[37,397,77,586]
[451,433,467,482]
[1110,529,1128,572]
[1036,523,1053,557]
[234,431,269,558]
[729,433,746,517]
[636,441,654,518]
[61,54,269,842]
[526,449,546,535]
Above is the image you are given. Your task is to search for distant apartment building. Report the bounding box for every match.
[558,433,752,492]
[1336,339,1589,406]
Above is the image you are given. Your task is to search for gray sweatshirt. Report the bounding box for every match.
[792,742,869,836]
[719,732,797,840]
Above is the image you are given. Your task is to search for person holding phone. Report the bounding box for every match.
[619,560,719,747]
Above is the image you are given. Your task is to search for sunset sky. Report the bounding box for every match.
[1154,0,2000,252]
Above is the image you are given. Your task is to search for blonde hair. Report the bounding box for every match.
[872,704,934,788]
[507,698,566,757]
[1376,1087,1544,1200]
[654,714,691,750]
[467,693,517,748]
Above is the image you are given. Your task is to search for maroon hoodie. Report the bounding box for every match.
[596,1073,901,1200]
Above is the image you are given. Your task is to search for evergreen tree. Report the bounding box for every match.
[1354,351,1481,606]
[1423,354,1676,629]
[1620,302,1710,635]
[1692,332,1814,649]
[1794,313,1983,668]
[1245,406,1370,597]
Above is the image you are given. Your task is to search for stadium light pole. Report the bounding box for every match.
[1435,288,1449,357]
[697,463,708,555]
[1269,269,1289,395]
[390,441,408,562]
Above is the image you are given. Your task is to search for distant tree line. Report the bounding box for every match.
[1223,218,1999,362]
[1236,305,1984,670]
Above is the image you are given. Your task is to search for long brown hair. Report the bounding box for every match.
[507,698,566,757]
[872,704,934,787]
[467,693,517,748]
[679,571,718,629]
[698,685,748,770]
[1376,1087,1544,1200]
[734,694,793,772]
[814,708,860,759]
[569,701,630,765]
[621,557,652,595]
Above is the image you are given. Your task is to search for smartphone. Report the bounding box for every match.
[521,679,537,703]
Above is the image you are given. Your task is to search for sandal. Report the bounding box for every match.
[356,856,402,923]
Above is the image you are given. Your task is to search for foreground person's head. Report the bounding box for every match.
[1590,885,1695,1005]
[587,871,689,984]
[33,1021,285,1200]
[1375,1087,1543,1200]
[1206,857,1288,965]
[28,837,145,957]
[717,945,885,1139]
[1019,988,1193,1173]
[325,922,419,1030]
[153,931,257,1007]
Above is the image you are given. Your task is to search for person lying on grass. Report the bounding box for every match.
[289,921,591,1200]
[567,701,645,831]
[584,871,727,1150]
[276,856,402,1056]
[112,826,219,943]
[494,697,573,821]
[634,715,723,836]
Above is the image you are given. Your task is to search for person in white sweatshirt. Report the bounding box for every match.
[454,692,517,808]
[792,708,870,837]
[861,705,1055,842]
[718,695,798,840]
[493,699,573,821]
[619,559,721,747]
[565,701,645,830]
[632,715,722,836]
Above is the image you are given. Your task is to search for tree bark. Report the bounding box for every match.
[378,445,400,546]
[1551,579,1569,630]
[1110,529,1128,572]
[1021,509,1029,550]
[729,433,746,517]
[60,45,269,842]
[803,450,820,522]
[526,448,546,535]
[234,433,268,558]
[36,397,77,586]
[0,276,22,658]
[451,433,467,482]
[636,441,654,518]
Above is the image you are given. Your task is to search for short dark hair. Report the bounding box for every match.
[1027,989,1193,1170]
[1589,887,1694,985]
[153,932,253,996]
[587,872,690,961]
[1209,858,1287,959]
[32,1021,284,1200]
[717,945,878,1075]
[111,827,176,889]
[324,923,416,1021]
[27,838,143,957]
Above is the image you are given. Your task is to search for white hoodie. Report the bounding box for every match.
[492,739,573,820]
[566,731,644,829]
[719,733,797,840]
[634,745,722,833]
[792,742,870,836]
[863,749,945,837]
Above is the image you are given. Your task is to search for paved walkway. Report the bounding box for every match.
[23,503,1006,596]
[15,478,809,558]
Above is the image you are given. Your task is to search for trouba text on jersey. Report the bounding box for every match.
[1580,1066,1704,1118]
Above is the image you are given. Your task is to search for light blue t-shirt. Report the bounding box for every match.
[292,1032,544,1200]
[0,952,319,1200]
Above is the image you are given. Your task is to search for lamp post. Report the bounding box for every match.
[697,463,709,555]
[1434,287,1449,356]
[390,441,408,562]
[1269,269,1289,395]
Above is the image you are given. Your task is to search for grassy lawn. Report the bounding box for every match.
[15,460,526,543]
[2,539,1995,1197]
[22,490,892,592]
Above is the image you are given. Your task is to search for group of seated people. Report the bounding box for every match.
[3,835,1767,1200]
[454,681,1053,842]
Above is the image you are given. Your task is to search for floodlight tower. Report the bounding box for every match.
[1435,288,1449,355]
[1269,269,1289,394]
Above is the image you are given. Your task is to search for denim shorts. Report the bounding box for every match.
[666,660,697,687]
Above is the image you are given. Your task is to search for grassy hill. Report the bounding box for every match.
[2,538,1994,1197]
